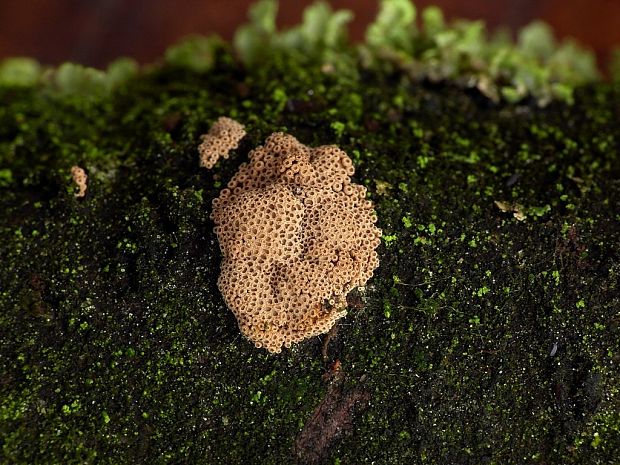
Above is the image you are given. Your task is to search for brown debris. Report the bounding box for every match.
[198,116,246,169]
[321,325,339,361]
[555,224,590,271]
[70,165,88,198]
[211,132,381,353]
[293,369,370,465]
[321,359,342,382]
[494,200,526,221]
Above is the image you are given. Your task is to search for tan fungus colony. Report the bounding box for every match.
[198,117,246,169]
[71,165,88,198]
[212,132,381,353]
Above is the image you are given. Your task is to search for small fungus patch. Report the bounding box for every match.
[70,165,88,198]
[211,132,381,353]
[198,116,246,169]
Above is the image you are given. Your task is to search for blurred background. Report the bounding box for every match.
[1,0,619,69]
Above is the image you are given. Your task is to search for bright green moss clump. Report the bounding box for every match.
[1,1,619,464]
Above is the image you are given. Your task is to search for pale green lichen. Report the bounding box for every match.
[0,58,137,96]
[234,0,352,65]
[0,58,41,86]
[366,0,417,54]
[164,35,221,72]
[363,0,599,105]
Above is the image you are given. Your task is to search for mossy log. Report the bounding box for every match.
[1,47,619,464]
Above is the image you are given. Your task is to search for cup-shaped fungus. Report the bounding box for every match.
[211,133,381,353]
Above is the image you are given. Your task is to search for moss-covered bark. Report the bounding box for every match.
[1,47,619,464]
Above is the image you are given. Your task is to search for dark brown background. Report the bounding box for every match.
[1,0,619,68]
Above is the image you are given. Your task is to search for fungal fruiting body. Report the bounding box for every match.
[198,116,246,169]
[211,132,381,353]
[71,165,88,198]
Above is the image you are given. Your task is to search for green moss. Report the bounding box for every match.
[0,2,619,464]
